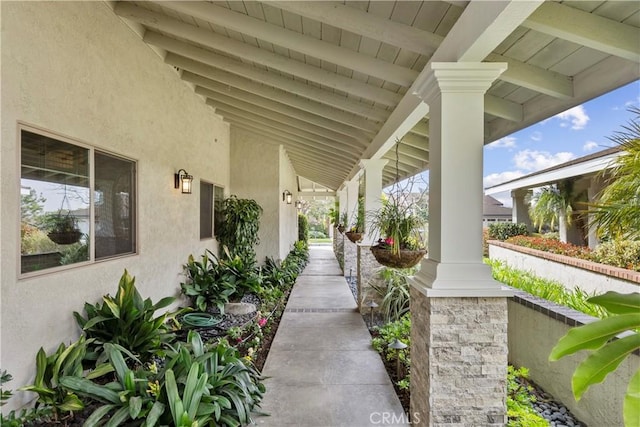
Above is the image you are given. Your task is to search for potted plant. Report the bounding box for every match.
[337,211,348,234]
[345,197,365,243]
[43,211,82,245]
[368,198,426,269]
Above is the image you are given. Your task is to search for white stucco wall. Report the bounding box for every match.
[279,147,298,259]
[508,299,635,427]
[489,244,639,294]
[1,1,230,406]
[229,128,280,263]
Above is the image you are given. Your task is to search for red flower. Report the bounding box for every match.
[258,318,267,328]
[385,237,394,246]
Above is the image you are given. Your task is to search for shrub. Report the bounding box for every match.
[298,213,309,242]
[488,222,528,241]
[505,235,593,260]
[592,240,640,271]
[217,196,262,265]
[181,250,238,313]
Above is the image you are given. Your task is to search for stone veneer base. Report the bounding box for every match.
[410,285,508,426]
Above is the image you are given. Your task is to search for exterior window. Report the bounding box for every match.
[95,152,136,259]
[214,185,224,237]
[200,181,213,239]
[20,127,136,274]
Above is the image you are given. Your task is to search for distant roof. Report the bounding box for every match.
[485,146,622,195]
[483,194,512,217]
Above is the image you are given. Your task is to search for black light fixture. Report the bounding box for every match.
[295,200,303,210]
[174,169,193,194]
[282,190,292,204]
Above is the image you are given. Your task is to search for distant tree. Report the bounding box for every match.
[591,107,640,240]
[21,189,46,225]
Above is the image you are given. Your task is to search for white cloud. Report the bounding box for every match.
[554,105,590,130]
[583,141,599,152]
[530,131,542,142]
[513,149,575,172]
[486,136,517,150]
[483,171,525,188]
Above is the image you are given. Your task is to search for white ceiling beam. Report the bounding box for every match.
[192,80,372,143]
[229,123,358,168]
[161,49,389,122]
[160,1,418,86]
[201,90,368,148]
[397,144,429,162]
[485,95,524,122]
[299,191,337,197]
[383,153,426,170]
[175,63,379,134]
[523,1,640,62]
[486,55,639,143]
[269,1,443,55]
[350,1,543,183]
[231,124,353,171]
[216,106,361,157]
[411,121,429,137]
[114,4,402,106]
[485,53,574,99]
[401,133,429,151]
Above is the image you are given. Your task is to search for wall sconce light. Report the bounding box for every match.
[282,190,292,204]
[295,200,303,210]
[174,169,193,194]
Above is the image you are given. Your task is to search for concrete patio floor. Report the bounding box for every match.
[256,245,408,426]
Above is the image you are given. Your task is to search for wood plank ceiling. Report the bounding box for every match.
[112,1,640,190]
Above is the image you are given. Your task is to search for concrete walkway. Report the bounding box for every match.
[257,245,408,426]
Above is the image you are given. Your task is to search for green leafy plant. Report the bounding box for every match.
[19,336,111,421]
[590,107,640,240]
[74,269,176,361]
[368,197,425,255]
[217,196,263,265]
[1,370,54,427]
[371,314,411,388]
[488,222,528,241]
[60,343,164,427]
[298,213,309,242]
[487,259,607,318]
[367,267,414,322]
[182,250,236,313]
[549,291,640,426]
[507,366,548,427]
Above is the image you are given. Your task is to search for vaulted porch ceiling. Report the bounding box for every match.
[112,1,639,190]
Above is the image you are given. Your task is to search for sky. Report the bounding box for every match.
[483,80,640,207]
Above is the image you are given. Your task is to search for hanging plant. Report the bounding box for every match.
[368,140,427,269]
[216,195,263,265]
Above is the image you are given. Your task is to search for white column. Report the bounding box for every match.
[337,188,347,224]
[587,176,603,249]
[345,178,359,228]
[413,62,511,297]
[511,189,532,230]
[360,159,388,245]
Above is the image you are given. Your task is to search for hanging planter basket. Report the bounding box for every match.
[345,231,363,243]
[370,246,426,269]
[48,230,82,245]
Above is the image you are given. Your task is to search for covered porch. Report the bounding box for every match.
[2,1,639,424]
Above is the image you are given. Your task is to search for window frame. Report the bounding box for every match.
[200,180,214,240]
[18,123,138,279]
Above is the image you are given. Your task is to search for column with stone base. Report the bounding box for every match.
[357,245,383,314]
[410,62,511,426]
